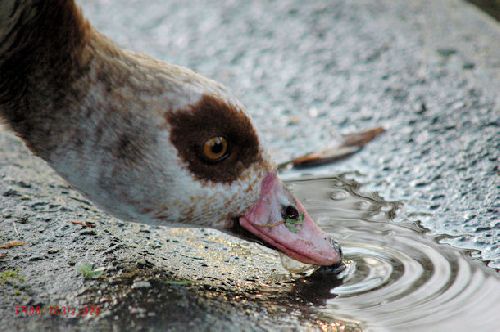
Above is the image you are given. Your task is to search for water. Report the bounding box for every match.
[283,175,500,332]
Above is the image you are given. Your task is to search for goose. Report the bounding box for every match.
[0,0,341,266]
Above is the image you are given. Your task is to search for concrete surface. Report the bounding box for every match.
[1,0,499,330]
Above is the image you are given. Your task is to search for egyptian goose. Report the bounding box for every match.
[0,0,341,266]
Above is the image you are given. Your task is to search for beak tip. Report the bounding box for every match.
[329,238,343,264]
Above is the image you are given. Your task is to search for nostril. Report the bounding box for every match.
[281,205,299,220]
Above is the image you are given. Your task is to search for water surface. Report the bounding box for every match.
[284,175,499,331]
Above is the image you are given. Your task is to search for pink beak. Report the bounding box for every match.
[239,172,342,266]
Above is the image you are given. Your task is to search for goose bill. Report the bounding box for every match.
[239,172,342,265]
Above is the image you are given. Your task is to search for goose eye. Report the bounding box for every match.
[202,136,229,162]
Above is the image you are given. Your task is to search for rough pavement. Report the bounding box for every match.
[1,0,499,330]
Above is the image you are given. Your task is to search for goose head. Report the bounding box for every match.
[72,68,342,266]
[0,0,342,266]
[159,90,342,266]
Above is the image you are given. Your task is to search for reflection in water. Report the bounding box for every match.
[284,175,500,332]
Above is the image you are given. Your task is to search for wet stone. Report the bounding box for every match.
[15,216,29,224]
[3,188,21,197]
[14,181,32,188]
[437,48,457,57]
[30,201,48,209]
[29,255,45,261]
[136,259,154,269]
[132,281,151,289]
[80,229,97,236]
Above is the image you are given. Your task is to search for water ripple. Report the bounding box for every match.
[286,175,499,331]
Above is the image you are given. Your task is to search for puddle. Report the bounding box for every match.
[283,175,500,331]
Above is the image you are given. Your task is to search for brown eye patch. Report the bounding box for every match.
[165,94,262,184]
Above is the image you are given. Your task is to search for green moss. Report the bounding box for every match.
[0,269,25,285]
[77,263,102,279]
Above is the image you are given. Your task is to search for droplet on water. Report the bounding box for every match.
[330,190,348,201]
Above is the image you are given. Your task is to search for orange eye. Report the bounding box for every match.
[202,136,229,162]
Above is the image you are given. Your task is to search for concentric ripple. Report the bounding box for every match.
[285,175,500,332]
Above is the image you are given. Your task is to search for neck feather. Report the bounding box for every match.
[0,0,92,153]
